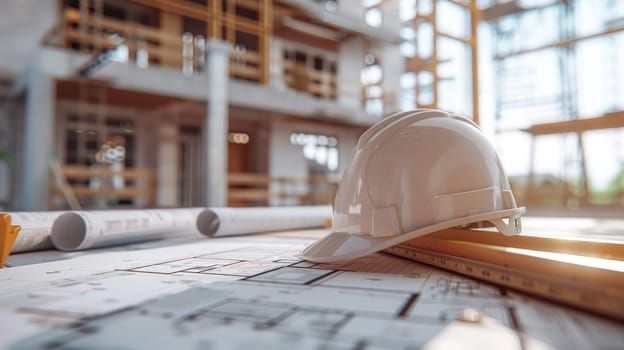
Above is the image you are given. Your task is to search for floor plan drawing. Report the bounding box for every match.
[1,233,623,349]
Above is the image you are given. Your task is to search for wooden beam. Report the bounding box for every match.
[211,0,222,39]
[469,0,480,124]
[524,112,624,135]
[128,0,210,21]
[159,11,183,68]
[495,24,624,60]
[401,228,624,291]
[431,0,438,107]
[260,0,272,84]
[423,227,624,260]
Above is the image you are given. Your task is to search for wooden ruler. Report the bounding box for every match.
[384,228,624,322]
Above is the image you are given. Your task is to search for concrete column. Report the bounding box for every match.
[0,105,10,208]
[203,40,232,206]
[156,123,179,207]
[21,64,54,210]
[269,38,286,89]
[380,1,401,33]
[338,36,365,110]
[373,41,402,113]
[338,0,364,19]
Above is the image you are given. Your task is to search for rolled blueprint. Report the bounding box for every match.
[50,208,202,251]
[9,211,65,253]
[196,205,331,237]
[49,206,331,251]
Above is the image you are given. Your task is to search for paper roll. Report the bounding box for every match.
[50,208,202,251]
[197,205,331,237]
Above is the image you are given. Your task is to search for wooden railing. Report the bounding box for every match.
[521,112,624,208]
[64,7,181,66]
[49,167,336,209]
[55,5,401,103]
[230,49,262,81]
[49,164,156,210]
[228,172,339,207]
[281,61,337,99]
[275,59,398,111]
[60,7,263,81]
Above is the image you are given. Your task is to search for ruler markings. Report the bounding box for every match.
[385,244,624,322]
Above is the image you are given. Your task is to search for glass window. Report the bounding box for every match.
[437,0,470,39]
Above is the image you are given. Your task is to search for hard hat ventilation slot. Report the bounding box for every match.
[432,187,499,223]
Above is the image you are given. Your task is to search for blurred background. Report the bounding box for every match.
[0,0,622,215]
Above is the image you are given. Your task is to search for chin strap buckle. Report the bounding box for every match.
[490,213,522,236]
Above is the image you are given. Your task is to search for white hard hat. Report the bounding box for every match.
[301,109,525,263]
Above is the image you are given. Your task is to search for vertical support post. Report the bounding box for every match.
[260,0,273,85]
[211,0,222,39]
[21,60,55,210]
[268,38,284,88]
[337,36,365,110]
[204,40,232,207]
[525,134,537,207]
[470,0,480,124]
[156,123,179,207]
[577,132,591,206]
[160,12,183,69]
[79,0,89,54]
[431,0,439,108]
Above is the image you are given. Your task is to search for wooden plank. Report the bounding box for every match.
[211,0,222,39]
[231,50,261,64]
[392,224,624,322]
[438,31,470,45]
[260,0,272,84]
[62,165,156,181]
[425,228,624,261]
[227,189,272,201]
[64,29,181,63]
[387,243,624,322]
[49,160,82,210]
[228,173,272,185]
[222,15,262,33]
[469,0,480,124]
[237,0,260,10]
[65,8,180,45]
[401,233,624,290]
[230,65,261,79]
[525,112,624,135]
[52,187,155,199]
[227,172,339,206]
[447,0,470,9]
[127,0,210,21]
[160,11,182,69]
[65,29,119,50]
[495,24,624,60]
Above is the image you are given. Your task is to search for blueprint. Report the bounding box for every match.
[1,231,623,349]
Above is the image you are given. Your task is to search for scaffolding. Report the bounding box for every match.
[483,0,624,208]
[401,0,480,122]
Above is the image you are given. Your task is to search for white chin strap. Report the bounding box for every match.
[489,213,522,236]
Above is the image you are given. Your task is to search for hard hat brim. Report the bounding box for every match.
[300,207,525,263]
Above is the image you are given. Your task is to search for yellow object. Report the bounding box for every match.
[0,214,20,267]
